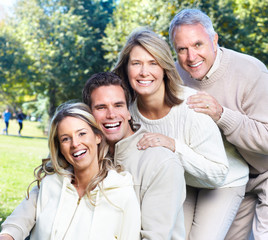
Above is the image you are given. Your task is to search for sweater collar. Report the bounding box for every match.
[176,47,231,87]
[92,170,133,193]
[203,46,222,80]
[63,170,134,203]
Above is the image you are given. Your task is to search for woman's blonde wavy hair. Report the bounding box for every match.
[113,27,184,107]
[28,102,118,201]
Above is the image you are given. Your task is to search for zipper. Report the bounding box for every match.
[62,197,81,239]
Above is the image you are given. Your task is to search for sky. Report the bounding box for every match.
[0,0,17,8]
[0,0,17,19]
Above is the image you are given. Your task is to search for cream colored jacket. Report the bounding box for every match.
[1,170,141,240]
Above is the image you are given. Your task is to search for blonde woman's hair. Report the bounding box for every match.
[113,27,183,107]
[28,102,118,201]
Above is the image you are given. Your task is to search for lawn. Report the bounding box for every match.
[0,119,48,228]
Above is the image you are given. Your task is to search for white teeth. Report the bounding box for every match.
[190,61,203,67]
[138,80,153,85]
[73,150,86,157]
[104,123,120,128]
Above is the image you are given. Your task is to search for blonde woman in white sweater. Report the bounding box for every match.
[113,28,249,240]
[0,102,140,240]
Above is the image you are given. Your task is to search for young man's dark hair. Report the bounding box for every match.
[82,72,131,109]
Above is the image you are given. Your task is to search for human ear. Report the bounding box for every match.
[127,111,131,120]
[95,134,102,144]
[213,33,218,51]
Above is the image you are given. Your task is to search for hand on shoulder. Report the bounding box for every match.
[187,91,223,121]
[0,234,14,240]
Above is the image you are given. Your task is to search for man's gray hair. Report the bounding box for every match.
[169,9,217,48]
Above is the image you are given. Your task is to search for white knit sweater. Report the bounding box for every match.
[130,86,249,188]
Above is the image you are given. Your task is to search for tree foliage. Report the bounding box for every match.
[101,0,182,66]
[0,23,36,110]
[231,0,268,64]
[2,0,114,117]
[0,0,267,119]
[102,0,267,67]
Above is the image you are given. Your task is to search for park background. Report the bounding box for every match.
[0,0,267,227]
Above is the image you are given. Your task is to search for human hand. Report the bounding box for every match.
[136,132,175,152]
[0,234,14,240]
[187,91,223,121]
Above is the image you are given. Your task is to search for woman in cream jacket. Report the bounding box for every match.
[0,102,140,240]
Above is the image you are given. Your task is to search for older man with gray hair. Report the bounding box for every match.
[169,8,268,240]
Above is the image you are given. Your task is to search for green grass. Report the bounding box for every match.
[0,119,48,228]
[1,119,46,137]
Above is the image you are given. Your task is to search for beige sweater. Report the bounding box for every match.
[130,87,249,188]
[114,125,186,239]
[176,47,268,175]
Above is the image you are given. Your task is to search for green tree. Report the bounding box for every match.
[8,0,114,117]
[102,0,267,67]
[194,0,267,66]
[101,0,183,66]
[232,0,268,65]
[0,23,36,110]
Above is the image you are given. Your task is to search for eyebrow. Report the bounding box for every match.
[93,101,126,108]
[129,58,156,62]
[114,101,126,105]
[177,40,204,48]
[59,128,87,138]
[93,103,107,109]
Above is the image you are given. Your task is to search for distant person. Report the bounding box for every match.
[2,108,12,135]
[169,8,268,240]
[17,109,26,136]
[0,102,141,240]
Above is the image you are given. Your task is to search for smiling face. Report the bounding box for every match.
[127,45,165,99]
[90,85,133,146]
[173,23,218,80]
[58,116,101,174]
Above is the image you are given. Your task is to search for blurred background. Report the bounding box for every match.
[0,0,267,226]
[0,0,267,130]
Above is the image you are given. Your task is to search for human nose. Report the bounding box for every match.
[139,64,149,77]
[71,136,80,148]
[187,48,197,61]
[106,107,116,119]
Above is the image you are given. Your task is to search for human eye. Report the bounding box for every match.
[79,131,87,137]
[61,136,70,143]
[151,61,158,66]
[95,105,105,110]
[195,42,202,48]
[115,103,124,108]
[177,47,187,54]
[131,61,140,65]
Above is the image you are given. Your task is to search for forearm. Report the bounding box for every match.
[176,112,229,188]
[217,69,268,154]
[0,186,38,240]
[175,141,228,188]
[217,107,268,154]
